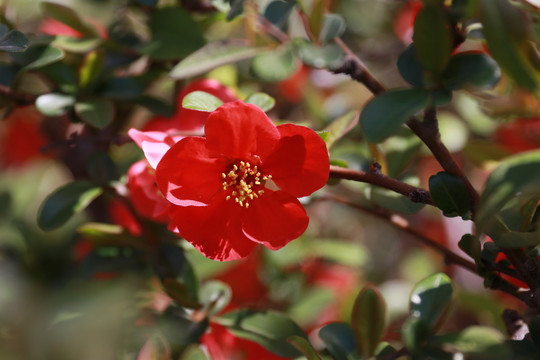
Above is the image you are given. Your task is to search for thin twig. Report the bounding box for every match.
[329,165,433,205]
[0,84,36,105]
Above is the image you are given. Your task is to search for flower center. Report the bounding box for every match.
[221,160,272,208]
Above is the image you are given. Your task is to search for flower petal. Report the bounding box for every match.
[262,124,329,197]
[168,199,257,261]
[243,190,308,250]
[156,137,226,205]
[205,101,280,160]
[128,129,178,169]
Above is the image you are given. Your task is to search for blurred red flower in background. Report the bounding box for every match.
[153,101,329,261]
[496,117,540,153]
[0,106,49,168]
[393,0,423,44]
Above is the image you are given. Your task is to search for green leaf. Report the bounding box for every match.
[99,77,144,100]
[401,317,432,353]
[431,326,510,359]
[182,91,224,112]
[319,14,346,43]
[441,53,501,90]
[37,181,103,231]
[78,50,104,90]
[40,62,78,94]
[35,93,76,116]
[75,99,114,129]
[40,1,100,37]
[409,273,453,330]
[264,0,296,28]
[0,30,29,53]
[163,278,202,309]
[198,280,231,317]
[180,345,209,360]
[479,0,539,90]
[139,7,205,60]
[294,40,344,69]
[251,45,297,82]
[17,45,64,72]
[287,336,322,360]
[382,129,423,177]
[412,4,452,75]
[170,39,263,80]
[245,92,276,112]
[369,187,425,214]
[429,171,471,219]
[323,111,359,150]
[397,44,424,87]
[216,309,307,358]
[493,230,540,248]
[52,36,103,53]
[136,96,175,117]
[351,285,386,358]
[360,88,430,143]
[458,234,481,262]
[318,322,358,360]
[477,150,540,228]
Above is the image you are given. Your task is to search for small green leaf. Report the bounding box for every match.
[477,150,540,228]
[78,50,104,90]
[413,4,452,75]
[251,45,297,82]
[245,92,276,112]
[351,285,386,358]
[287,336,322,360]
[369,187,425,214]
[323,111,359,149]
[429,171,471,219]
[52,36,103,53]
[37,181,103,231]
[432,326,510,359]
[441,53,501,90]
[75,99,115,129]
[35,93,76,116]
[264,0,296,28]
[493,230,540,248]
[397,44,424,87]
[182,91,224,112]
[479,0,539,90]
[139,7,205,60]
[198,280,231,317]
[216,309,307,358]
[137,96,175,117]
[318,322,358,360]
[319,14,346,43]
[163,278,202,309]
[458,234,481,262]
[409,273,453,330]
[180,345,209,360]
[294,40,345,69]
[170,39,263,80]
[100,77,144,100]
[0,30,29,53]
[18,45,64,72]
[402,317,432,353]
[360,88,430,143]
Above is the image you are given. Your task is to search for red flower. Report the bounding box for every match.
[393,0,423,45]
[495,117,540,153]
[154,101,329,261]
[38,17,108,39]
[143,79,237,133]
[126,160,170,222]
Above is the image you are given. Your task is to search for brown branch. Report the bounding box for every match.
[0,84,36,105]
[329,165,433,205]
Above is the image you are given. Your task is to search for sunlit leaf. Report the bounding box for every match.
[245,92,276,112]
[35,93,76,116]
[251,45,297,82]
[182,91,224,112]
[323,111,359,149]
[319,14,346,43]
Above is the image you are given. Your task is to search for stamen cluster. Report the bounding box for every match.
[221,160,272,208]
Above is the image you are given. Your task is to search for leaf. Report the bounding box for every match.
[216,309,307,358]
[35,93,76,116]
[198,280,231,317]
[369,187,425,214]
[99,77,144,99]
[383,129,423,177]
[136,96,175,117]
[40,1,100,37]
[319,14,346,43]
[37,181,103,231]
[170,39,263,80]
[458,234,481,262]
[360,88,430,143]
[401,317,432,353]
[251,45,297,82]
[351,285,386,358]
[0,30,29,53]
[529,316,540,348]
[288,336,322,360]
[18,45,64,72]
[75,99,115,129]
[397,44,424,87]
[226,0,246,21]
[428,171,471,219]
[52,36,103,53]
[412,4,452,75]
[431,326,510,359]
[162,278,202,309]
[182,91,224,112]
[294,40,345,69]
[493,230,540,248]
[318,322,358,360]
[409,273,453,330]
[479,0,539,90]
[477,150,540,228]
[441,53,501,90]
[180,345,209,360]
[264,0,296,28]
[139,7,205,60]
[323,111,359,149]
[78,50,104,90]
[245,92,276,112]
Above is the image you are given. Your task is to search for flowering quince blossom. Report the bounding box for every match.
[148,100,329,261]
